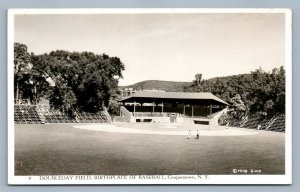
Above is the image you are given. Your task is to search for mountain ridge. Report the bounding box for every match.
[119,80,191,92]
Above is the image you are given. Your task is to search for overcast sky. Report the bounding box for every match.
[14,13,285,86]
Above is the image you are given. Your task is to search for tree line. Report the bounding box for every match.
[15,42,285,118]
[14,42,125,115]
[184,67,285,117]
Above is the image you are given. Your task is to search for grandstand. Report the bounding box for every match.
[219,113,286,132]
[14,104,111,124]
[118,90,228,125]
[76,111,111,123]
[14,105,43,124]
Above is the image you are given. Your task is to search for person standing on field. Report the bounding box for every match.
[186,130,192,139]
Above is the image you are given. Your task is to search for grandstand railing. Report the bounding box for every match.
[132,112,209,119]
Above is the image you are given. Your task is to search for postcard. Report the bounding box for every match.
[8,8,292,184]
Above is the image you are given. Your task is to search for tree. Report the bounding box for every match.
[31,50,125,114]
[264,99,274,112]
[228,94,246,118]
[14,43,125,115]
[194,73,202,85]
[184,66,285,116]
[14,43,32,103]
[247,67,285,115]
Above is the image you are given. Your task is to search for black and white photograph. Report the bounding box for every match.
[7,9,292,184]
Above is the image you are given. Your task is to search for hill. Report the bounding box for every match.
[120,80,191,92]
[119,74,250,92]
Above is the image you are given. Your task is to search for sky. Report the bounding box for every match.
[14,12,286,86]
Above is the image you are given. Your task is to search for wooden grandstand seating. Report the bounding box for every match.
[14,105,43,124]
[76,111,110,123]
[267,115,285,132]
[14,104,111,124]
[219,113,285,132]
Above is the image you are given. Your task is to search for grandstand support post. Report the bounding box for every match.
[161,102,164,113]
[192,105,194,118]
[133,101,136,116]
[210,105,212,115]
[183,104,185,116]
[152,102,155,113]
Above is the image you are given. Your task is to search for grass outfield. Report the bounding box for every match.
[14,123,285,175]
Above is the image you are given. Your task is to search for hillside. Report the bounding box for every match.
[119,75,250,92]
[120,80,191,92]
[119,74,249,92]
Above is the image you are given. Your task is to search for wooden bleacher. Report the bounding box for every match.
[14,104,111,124]
[76,111,111,123]
[219,113,285,132]
[14,105,43,124]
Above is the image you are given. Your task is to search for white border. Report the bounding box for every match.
[7,8,292,185]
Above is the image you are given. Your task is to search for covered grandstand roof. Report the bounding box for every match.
[119,91,228,106]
